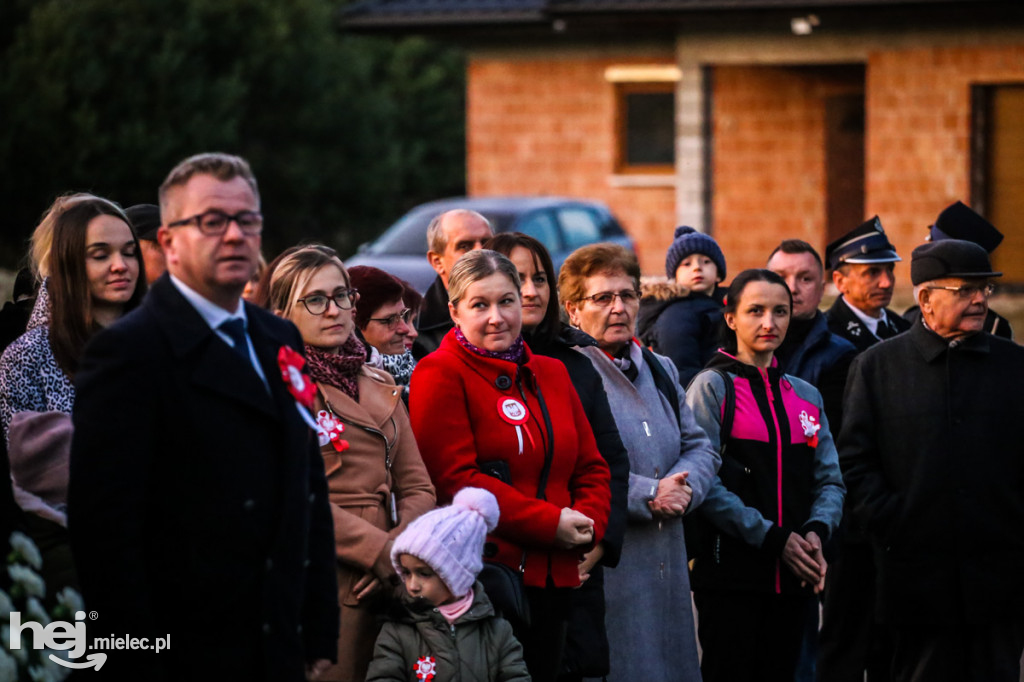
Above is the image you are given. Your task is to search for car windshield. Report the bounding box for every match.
[368,207,516,255]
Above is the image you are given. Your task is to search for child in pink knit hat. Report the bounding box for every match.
[365,487,530,682]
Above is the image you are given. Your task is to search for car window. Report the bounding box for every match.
[558,207,604,251]
[513,211,563,254]
[371,209,433,255]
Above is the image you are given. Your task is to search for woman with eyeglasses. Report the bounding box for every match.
[409,249,611,682]
[261,244,436,682]
[347,266,419,402]
[558,243,720,681]
[0,193,146,595]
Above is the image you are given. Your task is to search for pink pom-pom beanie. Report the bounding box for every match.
[391,487,500,597]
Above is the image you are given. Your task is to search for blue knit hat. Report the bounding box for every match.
[665,226,726,281]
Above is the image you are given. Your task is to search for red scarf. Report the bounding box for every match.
[304,335,365,401]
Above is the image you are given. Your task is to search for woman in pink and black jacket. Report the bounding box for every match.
[684,269,845,682]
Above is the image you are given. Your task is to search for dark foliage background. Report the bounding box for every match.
[0,0,465,268]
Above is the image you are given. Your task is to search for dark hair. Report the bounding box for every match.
[43,194,146,376]
[348,266,405,330]
[720,269,792,354]
[400,279,423,316]
[485,232,561,344]
[767,239,823,271]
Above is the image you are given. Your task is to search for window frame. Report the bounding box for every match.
[613,81,677,175]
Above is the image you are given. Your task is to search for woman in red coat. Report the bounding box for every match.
[409,249,611,682]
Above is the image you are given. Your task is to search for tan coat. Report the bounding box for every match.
[315,365,436,682]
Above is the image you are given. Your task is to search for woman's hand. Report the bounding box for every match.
[352,572,382,601]
[802,531,827,594]
[781,532,825,591]
[649,472,691,517]
[556,507,595,548]
[578,543,606,584]
[306,659,331,680]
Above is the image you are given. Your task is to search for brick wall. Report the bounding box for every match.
[712,65,864,276]
[866,45,1024,285]
[466,53,677,273]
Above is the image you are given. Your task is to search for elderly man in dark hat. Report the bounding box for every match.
[825,216,911,352]
[839,239,1024,682]
[903,200,1012,339]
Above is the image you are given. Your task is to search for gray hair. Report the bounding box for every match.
[448,249,521,307]
[426,209,491,255]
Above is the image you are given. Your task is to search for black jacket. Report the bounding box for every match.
[69,275,340,680]
[637,279,724,388]
[412,276,452,360]
[826,296,911,354]
[527,324,629,677]
[839,321,1024,626]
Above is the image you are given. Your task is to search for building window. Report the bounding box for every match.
[606,66,680,175]
[971,83,1024,283]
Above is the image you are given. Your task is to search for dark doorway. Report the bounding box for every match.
[825,94,866,244]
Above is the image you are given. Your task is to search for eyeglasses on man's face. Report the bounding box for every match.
[368,308,413,330]
[167,209,263,236]
[297,289,358,315]
[926,282,996,300]
[578,290,641,307]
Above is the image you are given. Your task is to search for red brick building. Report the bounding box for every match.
[346,1,1024,284]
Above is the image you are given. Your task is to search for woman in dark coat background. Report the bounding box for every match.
[487,232,629,681]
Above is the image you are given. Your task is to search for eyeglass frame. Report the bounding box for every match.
[296,289,359,315]
[577,289,642,307]
[166,209,264,236]
[367,308,413,329]
[924,282,996,299]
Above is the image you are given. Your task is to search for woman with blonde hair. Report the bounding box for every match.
[262,243,436,682]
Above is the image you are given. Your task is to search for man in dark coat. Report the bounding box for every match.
[819,218,909,682]
[412,209,492,359]
[903,200,1013,339]
[825,217,911,353]
[69,153,339,681]
[840,239,1024,682]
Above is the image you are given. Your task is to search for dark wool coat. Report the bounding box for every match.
[409,330,610,589]
[411,276,453,360]
[69,276,339,681]
[526,324,629,677]
[839,320,1024,626]
[825,296,911,354]
[366,582,530,682]
[636,277,724,388]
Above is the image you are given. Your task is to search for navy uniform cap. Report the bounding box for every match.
[825,216,901,270]
[929,201,1003,253]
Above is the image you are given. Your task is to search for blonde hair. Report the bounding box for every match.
[447,250,520,307]
[264,244,348,318]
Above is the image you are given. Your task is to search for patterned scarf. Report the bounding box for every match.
[381,349,416,386]
[455,328,526,365]
[304,335,365,401]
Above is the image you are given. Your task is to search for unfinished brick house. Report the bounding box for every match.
[345,1,1024,284]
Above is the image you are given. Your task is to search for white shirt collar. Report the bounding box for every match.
[169,274,247,330]
[841,296,889,337]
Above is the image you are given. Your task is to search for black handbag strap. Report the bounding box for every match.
[516,368,555,501]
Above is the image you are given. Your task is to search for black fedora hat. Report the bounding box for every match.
[910,239,1002,285]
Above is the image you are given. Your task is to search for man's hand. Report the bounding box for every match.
[648,472,691,517]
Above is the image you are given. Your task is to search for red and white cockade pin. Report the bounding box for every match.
[316,410,350,452]
[413,656,436,681]
[799,410,821,448]
[497,396,534,456]
[278,346,318,429]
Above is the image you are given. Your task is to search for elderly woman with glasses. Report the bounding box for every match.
[558,243,720,682]
[348,266,420,401]
[260,244,436,682]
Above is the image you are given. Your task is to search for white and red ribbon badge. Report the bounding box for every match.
[497,397,533,456]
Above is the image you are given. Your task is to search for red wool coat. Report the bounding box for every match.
[410,331,611,588]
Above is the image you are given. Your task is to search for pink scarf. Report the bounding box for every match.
[438,588,475,625]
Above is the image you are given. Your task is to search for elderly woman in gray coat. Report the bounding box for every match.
[559,244,720,681]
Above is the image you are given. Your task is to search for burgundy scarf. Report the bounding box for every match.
[305,335,366,401]
[454,328,526,365]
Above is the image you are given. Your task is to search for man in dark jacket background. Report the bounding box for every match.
[412,209,492,359]
[839,239,1024,681]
